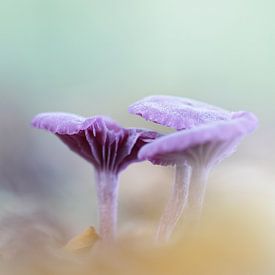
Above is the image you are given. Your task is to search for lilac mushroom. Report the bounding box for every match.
[138,111,258,241]
[128,95,257,242]
[128,95,232,130]
[32,112,159,240]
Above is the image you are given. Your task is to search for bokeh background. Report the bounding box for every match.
[0,0,274,247]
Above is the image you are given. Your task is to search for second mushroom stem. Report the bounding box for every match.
[95,171,119,241]
[187,167,209,226]
[156,163,192,242]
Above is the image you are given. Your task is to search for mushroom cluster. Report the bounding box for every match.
[32,95,258,243]
[129,96,258,241]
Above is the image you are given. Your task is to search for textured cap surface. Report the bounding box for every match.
[129,95,232,130]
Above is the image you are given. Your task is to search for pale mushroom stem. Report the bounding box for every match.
[187,167,210,226]
[156,163,192,242]
[95,171,119,241]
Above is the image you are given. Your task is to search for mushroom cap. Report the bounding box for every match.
[128,95,232,130]
[138,112,258,168]
[32,112,160,173]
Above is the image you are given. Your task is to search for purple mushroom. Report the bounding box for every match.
[32,112,159,240]
[138,111,258,241]
[129,95,258,241]
[128,95,232,130]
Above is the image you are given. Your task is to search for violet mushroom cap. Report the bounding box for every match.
[32,112,160,240]
[128,95,232,130]
[139,111,258,168]
[138,111,258,240]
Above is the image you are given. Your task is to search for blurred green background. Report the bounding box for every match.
[1,0,275,117]
[0,0,274,236]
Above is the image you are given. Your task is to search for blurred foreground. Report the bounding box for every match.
[0,193,274,275]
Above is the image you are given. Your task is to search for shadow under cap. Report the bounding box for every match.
[32,112,159,174]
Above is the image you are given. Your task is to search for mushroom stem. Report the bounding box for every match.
[95,171,119,240]
[156,163,192,242]
[187,167,210,225]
